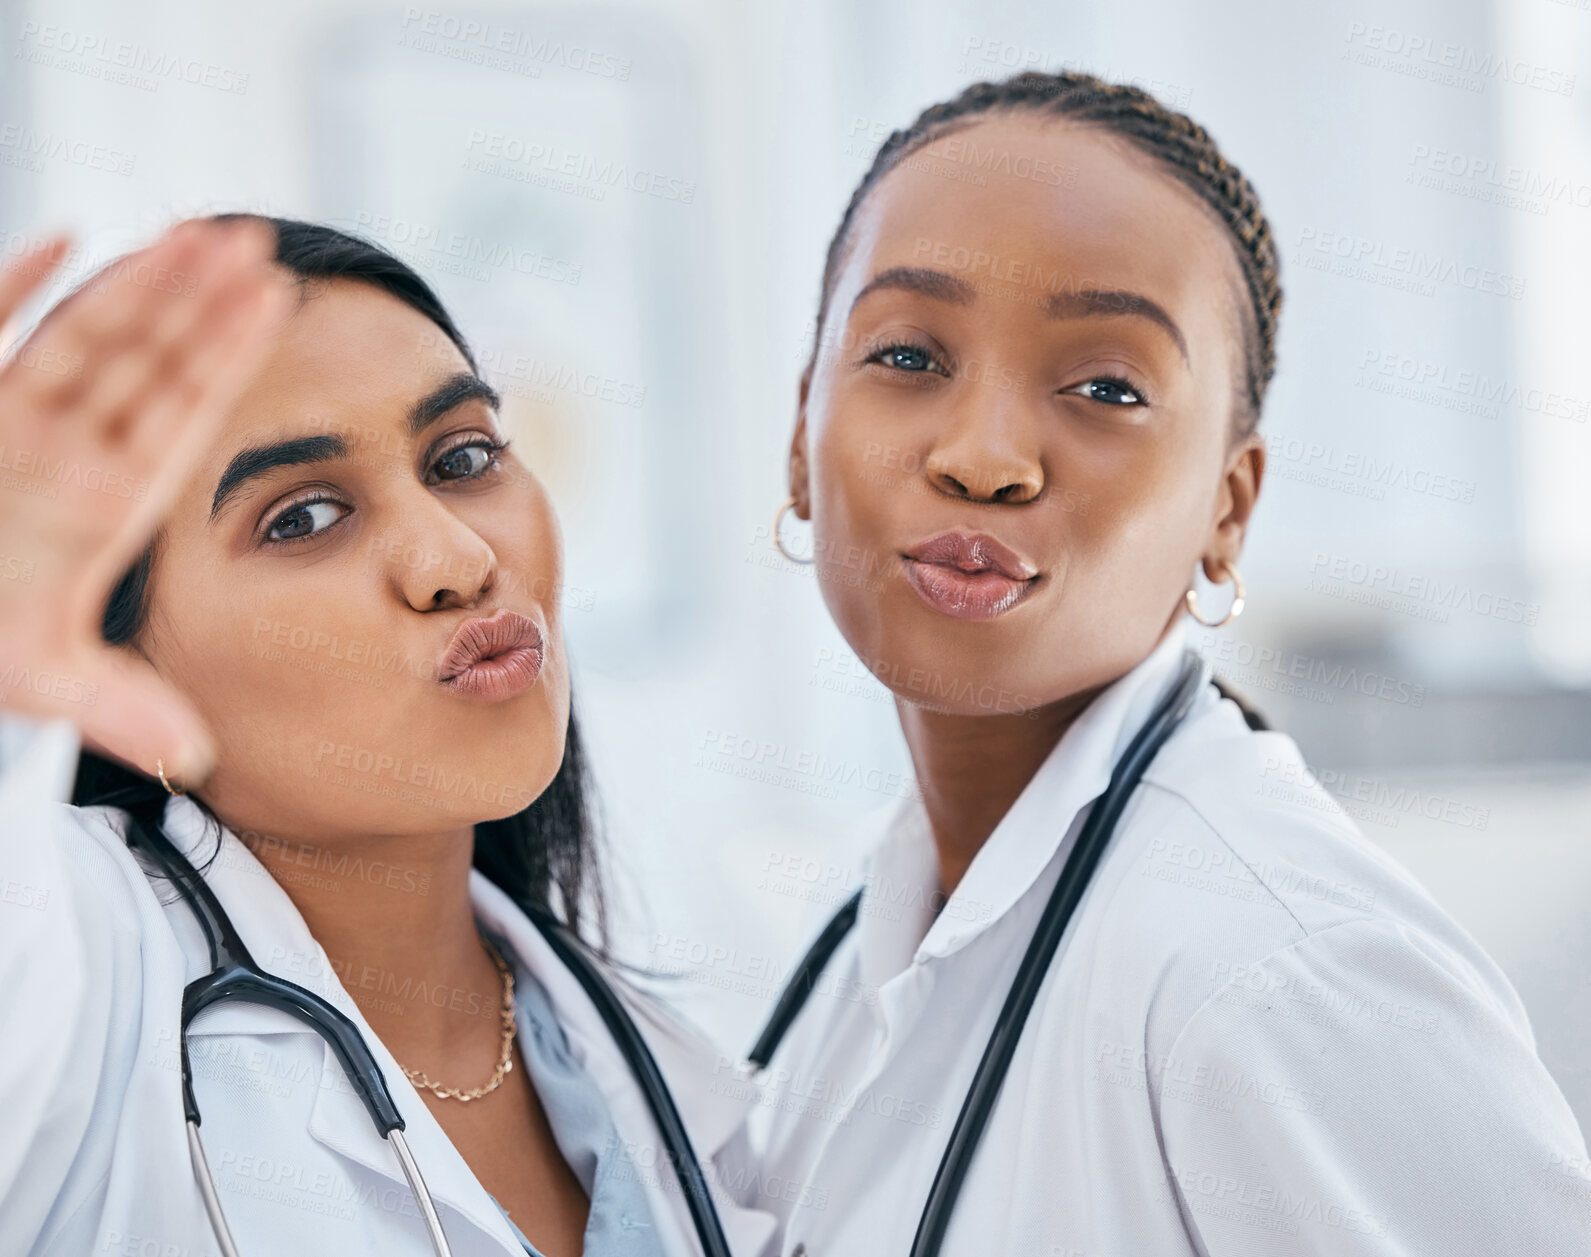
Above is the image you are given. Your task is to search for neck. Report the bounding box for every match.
[897,689,1103,899]
[239,823,504,1064]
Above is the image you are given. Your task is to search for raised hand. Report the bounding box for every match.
[0,218,292,785]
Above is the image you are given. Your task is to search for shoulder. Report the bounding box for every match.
[0,718,170,1082]
[1154,913,1590,1250]
[1088,689,1530,1049]
[0,722,167,1249]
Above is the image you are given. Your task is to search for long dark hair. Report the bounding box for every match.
[70,216,603,940]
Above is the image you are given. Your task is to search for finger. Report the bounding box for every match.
[0,234,70,336]
[83,272,293,579]
[72,646,217,787]
[122,267,293,487]
[98,226,289,447]
[7,220,271,424]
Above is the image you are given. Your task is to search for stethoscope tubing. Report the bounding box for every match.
[909,652,1211,1257]
[132,816,727,1257]
[186,1120,243,1257]
[748,652,1228,1257]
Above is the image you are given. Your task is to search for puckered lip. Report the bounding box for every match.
[901,529,1039,581]
[436,608,544,682]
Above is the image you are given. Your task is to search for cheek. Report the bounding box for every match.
[158,558,413,752]
[809,391,897,527]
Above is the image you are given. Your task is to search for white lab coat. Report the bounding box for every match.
[738,621,1591,1256]
[0,714,778,1257]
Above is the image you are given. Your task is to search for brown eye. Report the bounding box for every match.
[266,499,347,543]
[430,439,506,482]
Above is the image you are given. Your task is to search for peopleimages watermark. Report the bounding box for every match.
[694,728,920,803]
[0,875,49,911]
[1262,432,1476,504]
[840,112,1077,187]
[408,329,649,412]
[0,225,199,303]
[756,848,993,926]
[602,1130,833,1214]
[308,740,537,813]
[1257,756,1491,832]
[264,945,499,1022]
[807,644,1047,718]
[1165,1162,1389,1238]
[0,444,150,503]
[646,929,876,1007]
[1355,347,1588,425]
[1209,958,1443,1035]
[0,123,135,176]
[462,129,696,203]
[14,20,251,94]
[1142,833,1379,912]
[1092,1040,1329,1116]
[237,831,433,898]
[957,36,1194,107]
[351,212,582,286]
[1406,143,1591,217]
[1294,226,1525,299]
[0,665,98,708]
[1342,21,1576,97]
[1305,552,1539,626]
[1199,634,1427,708]
[744,524,888,597]
[714,1055,943,1130]
[397,8,632,80]
[909,236,1119,307]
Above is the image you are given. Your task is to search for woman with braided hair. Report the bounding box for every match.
[740,72,1589,1255]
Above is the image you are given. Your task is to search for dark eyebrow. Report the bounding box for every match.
[1045,288,1190,365]
[850,266,976,312]
[208,373,502,523]
[209,434,346,522]
[408,372,501,436]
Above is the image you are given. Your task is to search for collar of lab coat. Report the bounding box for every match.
[154,798,772,1255]
[867,620,1192,977]
[470,876,779,1257]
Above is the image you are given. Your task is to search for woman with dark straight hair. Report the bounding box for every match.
[0,217,773,1257]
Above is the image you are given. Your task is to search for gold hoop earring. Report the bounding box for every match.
[1185,561,1246,628]
[155,758,186,797]
[773,496,814,565]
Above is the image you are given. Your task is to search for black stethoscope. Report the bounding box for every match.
[130,819,735,1257]
[746,651,1268,1257]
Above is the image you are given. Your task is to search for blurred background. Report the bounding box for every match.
[4,0,1587,1129]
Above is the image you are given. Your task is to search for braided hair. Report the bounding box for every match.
[811,71,1283,434]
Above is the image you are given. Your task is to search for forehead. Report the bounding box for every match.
[840,115,1245,339]
[226,278,469,435]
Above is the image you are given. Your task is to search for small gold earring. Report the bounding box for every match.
[155,758,186,797]
[1185,560,1246,628]
[773,496,814,566]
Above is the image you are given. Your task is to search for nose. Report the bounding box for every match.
[923,393,1044,505]
[372,494,499,612]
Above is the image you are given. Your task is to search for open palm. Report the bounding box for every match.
[0,219,290,784]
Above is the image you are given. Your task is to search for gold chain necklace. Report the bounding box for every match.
[399,941,517,1102]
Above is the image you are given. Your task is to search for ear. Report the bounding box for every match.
[1203,432,1264,581]
[787,364,814,521]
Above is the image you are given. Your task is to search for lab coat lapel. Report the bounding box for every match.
[912,622,1192,964]
[155,799,533,1254]
[471,873,780,1257]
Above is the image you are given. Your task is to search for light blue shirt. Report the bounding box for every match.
[486,940,660,1256]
